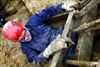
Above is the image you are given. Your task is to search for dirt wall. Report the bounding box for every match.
[0,0,100,67]
[0,0,67,67]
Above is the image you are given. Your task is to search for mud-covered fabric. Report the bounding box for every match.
[20,3,78,66]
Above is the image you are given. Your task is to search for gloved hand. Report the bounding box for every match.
[62,0,82,11]
[43,34,74,58]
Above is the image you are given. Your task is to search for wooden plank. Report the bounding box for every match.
[65,60,100,66]
[46,13,68,23]
[73,18,100,33]
[49,10,75,67]
[74,5,97,67]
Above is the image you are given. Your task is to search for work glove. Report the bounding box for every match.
[43,34,74,58]
[62,0,82,11]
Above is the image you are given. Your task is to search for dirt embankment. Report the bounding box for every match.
[0,0,66,67]
[0,0,100,67]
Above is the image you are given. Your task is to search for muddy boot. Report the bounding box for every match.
[0,15,7,28]
[0,6,17,18]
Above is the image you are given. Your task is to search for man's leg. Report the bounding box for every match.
[0,0,17,28]
[0,0,17,18]
[0,7,17,17]
[0,15,7,28]
[0,0,7,10]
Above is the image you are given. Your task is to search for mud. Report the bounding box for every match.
[0,0,100,67]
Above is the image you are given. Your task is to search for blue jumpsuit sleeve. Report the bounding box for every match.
[27,4,64,26]
[21,44,48,66]
[37,3,63,21]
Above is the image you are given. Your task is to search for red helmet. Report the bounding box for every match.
[2,20,24,42]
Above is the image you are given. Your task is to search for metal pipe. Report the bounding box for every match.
[65,60,100,67]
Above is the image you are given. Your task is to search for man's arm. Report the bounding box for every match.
[37,3,64,21]
[20,34,71,66]
[27,0,81,26]
[20,43,48,66]
[37,0,81,22]
[27,4,64,26]
[26,4,64,34]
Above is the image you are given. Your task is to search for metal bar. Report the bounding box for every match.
[76,0,100,17]
[73,18,100,33]
[65,60,100,67]
[74,4,97,67]
[49,10,75,67]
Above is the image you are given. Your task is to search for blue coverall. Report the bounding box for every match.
[20,3,78,66]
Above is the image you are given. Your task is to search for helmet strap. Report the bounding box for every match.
[24,27,30,31]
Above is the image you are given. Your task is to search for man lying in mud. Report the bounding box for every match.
[2,0,80,67]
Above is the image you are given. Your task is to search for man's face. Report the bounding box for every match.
[19,29,32,42]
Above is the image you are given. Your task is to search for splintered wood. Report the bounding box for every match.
[73,18,100,33]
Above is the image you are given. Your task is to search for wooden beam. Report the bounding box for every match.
[74,5,97,67]
[49,10,75,67]
[73,18,100,33]
[65,60,100,67]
